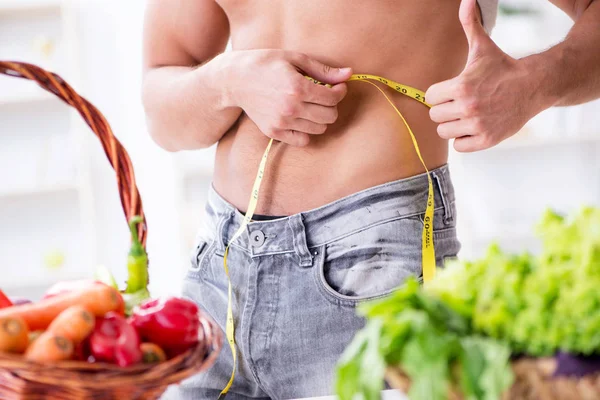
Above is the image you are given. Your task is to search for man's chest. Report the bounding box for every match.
[214,0,459,28]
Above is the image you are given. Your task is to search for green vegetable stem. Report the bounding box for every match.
[126,216,149,295]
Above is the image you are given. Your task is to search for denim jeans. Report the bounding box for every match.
[166,164,461,400]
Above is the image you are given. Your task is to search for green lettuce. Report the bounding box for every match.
[335,280,513,400]
[429,206,600,357]
[335,205,600,400]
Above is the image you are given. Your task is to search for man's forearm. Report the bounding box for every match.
[524,0,600,109]
[142,55,243,152]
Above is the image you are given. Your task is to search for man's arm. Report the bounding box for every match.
[142,0,237,151]
[142,0,352,152]
[529,0,600,106]
[426,0,600,152]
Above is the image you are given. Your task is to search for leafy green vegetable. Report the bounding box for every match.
[428,206,600,357]
[335,280,513,400]
[336,318,386,400]
[336,205,600,400]
[460,337,514,400]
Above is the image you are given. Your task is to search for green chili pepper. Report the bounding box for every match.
[126,216,149,294]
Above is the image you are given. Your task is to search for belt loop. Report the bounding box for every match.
[216,210,235,254]
[432,169,452,225]
[288,214,313,267]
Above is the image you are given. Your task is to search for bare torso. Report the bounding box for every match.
[211,0,472,215]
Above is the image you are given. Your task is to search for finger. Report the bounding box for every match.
[270,129,310,147]
[425,78,459,106]
[303,82,348,107]
[287,118,328,135]
[296,103,339,124]
[453,134,489,152]
[290,53,353,85]
[436,119,473,140]
[459,0,489,62]
[429,101,463,124]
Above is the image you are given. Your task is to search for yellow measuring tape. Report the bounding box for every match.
[218,74,435,398]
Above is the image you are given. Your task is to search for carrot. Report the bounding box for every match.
[0,316,29,354]
[28,331,43,344]
[25,331,73,362]
[140,342,167,364]
[0,284,123,331]
[47,305,95,345]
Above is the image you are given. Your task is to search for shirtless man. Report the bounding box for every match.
[142,0,600,398]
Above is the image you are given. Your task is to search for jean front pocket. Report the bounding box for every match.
[313,216,425,307]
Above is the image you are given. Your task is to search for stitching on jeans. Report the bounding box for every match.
[244,257,280,400]
[307,207,443,249]
[240,257,270,394]
[193,241,215,270]
[185,242,218,282]
[416,207,457,233]
[210,165,451,225]
[263,257,282,365]
[294,165,450,215]
[433,172,451,224]
[288,215,313,266]
[434,227,458,240]
[252,249,296,257]
[222,204,453,257]
[312,246,411,307]
[440,171,454,222]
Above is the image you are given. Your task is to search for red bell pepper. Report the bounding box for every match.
[130,297,200,357]
[0,290,13,309]
[89,311,142,367]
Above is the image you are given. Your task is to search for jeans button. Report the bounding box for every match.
[250,230,265,247]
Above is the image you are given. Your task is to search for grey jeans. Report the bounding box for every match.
[169,164,460,400]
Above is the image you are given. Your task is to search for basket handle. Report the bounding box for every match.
[0,61,147,249]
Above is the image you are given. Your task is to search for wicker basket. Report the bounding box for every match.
[0,61,223,400]
[385,357,600,400]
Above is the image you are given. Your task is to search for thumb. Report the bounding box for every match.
[292,54,353,85]
[459,0,489,61]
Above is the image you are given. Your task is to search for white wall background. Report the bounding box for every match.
[71,0,187,297]
[0,0,598,300]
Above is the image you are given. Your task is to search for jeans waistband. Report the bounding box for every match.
[205,164,455,266]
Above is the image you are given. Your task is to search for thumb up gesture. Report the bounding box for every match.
[426,0,543,152]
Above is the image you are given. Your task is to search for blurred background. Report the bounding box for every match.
[0,0,598,301]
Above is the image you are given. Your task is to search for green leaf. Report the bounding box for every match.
[400,331,454,400]
[94,265,119,290]
[477,340,514,400]
[459,337,513,400]
[459,339,486,399]
[336,318,386,400]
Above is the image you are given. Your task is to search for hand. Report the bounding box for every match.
[425,0,540,152]
[227,49,352,146]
